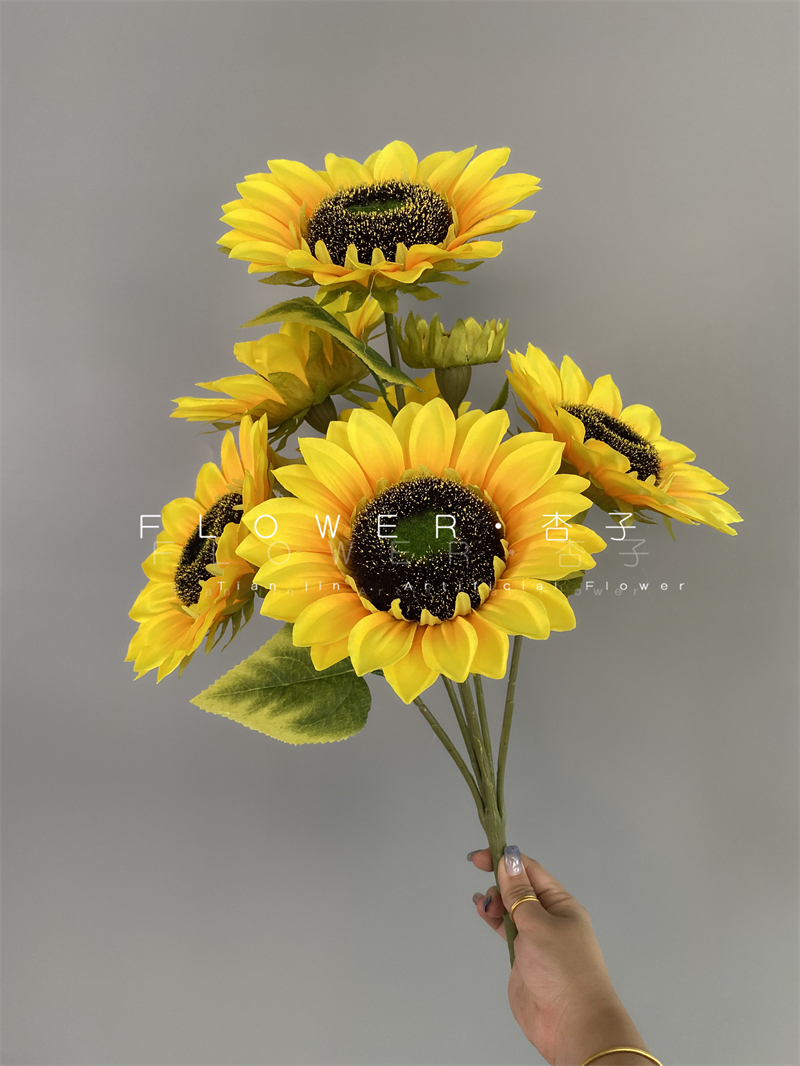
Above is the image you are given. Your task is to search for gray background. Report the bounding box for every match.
[2,2,798,1064]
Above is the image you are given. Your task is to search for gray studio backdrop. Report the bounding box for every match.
[2,3,797,1064]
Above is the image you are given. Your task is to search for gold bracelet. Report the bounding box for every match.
[580,1047,663,1066]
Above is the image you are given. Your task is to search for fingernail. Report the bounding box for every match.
[483,894,491,913]
[472,891,482,905]
[466,850,478,861]
[504,844,522,876]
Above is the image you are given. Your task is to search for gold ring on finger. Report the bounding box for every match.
[509,894,540,919]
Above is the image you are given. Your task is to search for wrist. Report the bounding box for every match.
[554,999,650,1066]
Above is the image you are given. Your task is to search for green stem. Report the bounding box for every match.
[371,370,398,417]
[472,675,494,786]
[443,677,485,802]
[496,635,523,823]
[459,678,518,965]
[412,696,484,821]
[384,312,406,411]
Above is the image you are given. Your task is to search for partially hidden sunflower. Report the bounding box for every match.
[218,141,540,291]
[508,346,742,535]
[127,415,272,681]
[171,296,382,437]
[236,399,605,704]
[339,370,470,425]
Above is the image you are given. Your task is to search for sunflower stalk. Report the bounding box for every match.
[457,676,519,966]
[412,696,484,820]
[443,677,486,798]
[496,635,523,823]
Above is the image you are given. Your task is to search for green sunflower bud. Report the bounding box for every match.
[397,313,509,369]
[435,366,472,417]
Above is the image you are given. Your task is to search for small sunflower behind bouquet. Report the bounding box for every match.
[128,140,740,965]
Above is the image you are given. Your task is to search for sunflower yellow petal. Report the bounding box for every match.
[261,587,324,622]
[421,616,478,682]
[274,465,347,515]
[162,498,203,544]
[454,409,508,486]
[587,375,623,417]
[293,592,368,646]
[425,146,477,198]
[408,397,456,475]
[522,345,563,405]
[267,159,331,207]
[346,409,405,488]
[655,438,696,464]
[485,441,564,512]
[373,140,418,182]
[383,628,438,703]
[298,437,372,514]
[559,355,592,404]
[463,613,508,679]
[477,588,550,639]
[452,148,510,214]
[310,638,351,671]
[348,612,416,675]
[324,154,372,188]
[620,404,661,441]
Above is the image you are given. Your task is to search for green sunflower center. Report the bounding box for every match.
[560,403,662,483]
[347,477,505,622]
[306,181,452,267]
[174,492,242,606]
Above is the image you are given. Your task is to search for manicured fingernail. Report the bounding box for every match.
[483,894,491,913]
[466,850,478,861]
[472,891,482,905]
[504,844,522,876]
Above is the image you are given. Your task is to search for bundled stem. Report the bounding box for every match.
[412,660,525,967]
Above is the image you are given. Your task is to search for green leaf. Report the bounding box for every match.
[488,378,509,412]
[240,297,417,389]
[191,624,371,745]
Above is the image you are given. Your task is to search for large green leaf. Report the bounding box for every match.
[240,297,417,389]
[191,624,371,744]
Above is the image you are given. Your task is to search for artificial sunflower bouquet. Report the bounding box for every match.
[128,141,741,965]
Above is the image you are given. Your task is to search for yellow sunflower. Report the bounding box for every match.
[127,414,272,681]
[236,399,605,704]
[339,371,470,425]
[171,296,382,435]
[218,141,540,291]
[508,346,742,535]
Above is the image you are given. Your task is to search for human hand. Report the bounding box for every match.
[469,846,651,1066]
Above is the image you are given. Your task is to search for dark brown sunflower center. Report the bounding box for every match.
[560,403,662,483]
[347,477,505,622]
[306,181,452,267]
[174,492,242,606]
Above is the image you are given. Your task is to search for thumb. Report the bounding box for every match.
[496,844,547,932]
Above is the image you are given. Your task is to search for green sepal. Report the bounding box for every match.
[191,623,371,745]
[662,515,676,541]
[368,288,399,314]
[488,379,510,412]
[257,270,316,287]
[239,297,417,389]
[570,508,590,527]
[552,571,585,597]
